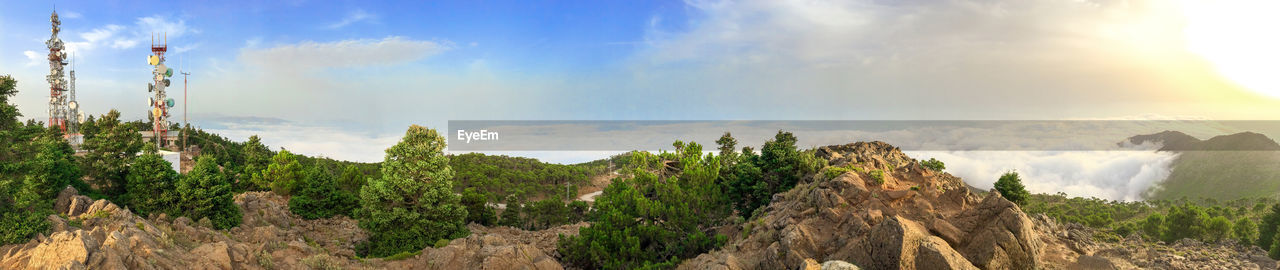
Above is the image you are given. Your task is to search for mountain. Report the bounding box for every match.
[1125,130,1280,151]
[1126,131,1280,200]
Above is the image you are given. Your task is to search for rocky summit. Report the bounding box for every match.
[0,187,574,270]
[4,141,1278,269]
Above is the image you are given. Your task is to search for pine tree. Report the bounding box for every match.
[289,166,357,219]
[356,125,468,257]
[80,109,143,197]
[994,171,1030,205]
[263,150,302,196]
[124,153,179,216]
[177,156,242,229]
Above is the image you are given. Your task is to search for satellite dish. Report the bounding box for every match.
[154,74,163,82]
[78,113,85,123]
[163,79,171,87]
[152,108,161,118]
[157,63,167,73]
[69,101,78,110]
[148,83,154,92]
[149,97,155,107]
[148,55,160,66]
[165,98,175,108]
[165,68,173,77]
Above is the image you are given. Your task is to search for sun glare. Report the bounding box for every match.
[1183,0,1280,99]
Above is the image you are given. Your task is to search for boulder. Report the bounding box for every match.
[25,230,98,269]
[948,193,1042,270]
[190,242,233,270]
[914,236,977,270]
[820,260,860,270]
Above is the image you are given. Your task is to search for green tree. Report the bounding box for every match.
[356,125,468,257]
[1205,216,1233,242]
[1141,213,1165,240]
[1259,203,1280,251]
[994,171,1030,206]
[460,188,496,226]
[240,135,272,191]
[558,170,726,269]
[1163,202,1208,243]
[715,132,738,167]
[498,195,524,228]
[80,109,143,197]
[289,166,357,219]
[337,165,365,193]
[1272,231,1280,260]
[124,153,180,216]
[176,156,242,229]
[921,158,946,172]
[1235,218,1258,245]
[263,150,303,196]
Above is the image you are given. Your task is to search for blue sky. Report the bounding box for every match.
[3,0,1279,162]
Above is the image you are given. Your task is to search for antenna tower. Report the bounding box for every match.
[148,33,175,148]
[46,10,70,133]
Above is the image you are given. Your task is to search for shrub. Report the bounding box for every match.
[124,153,179,216]
[822,166,851,180]
[1260,203,1280,251]
[1205,216,1233,242]
[434,239,451,248]
[1235,218,1258,245]
[1162,203,1208,243]
[289,166,358,219]
[264,150,303,196]
[870,170,885,185]
[994,171,1030,205]
[921,158,946,172]
[355,125,468,257]
[176,156,242,230]
[459,188,496,226]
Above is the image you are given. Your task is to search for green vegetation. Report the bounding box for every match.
[1026,193,1279,254]
[0,75,81,244]
[450,152,602,201]
[289,166,358,219]
[994,171,1030,205]
[355,125,468,257]
[558,132,826,269]
[264,150,303,196]
[1146,151,1280,200]
[460,188,497,226]
[79,109,143,197]
[921,158,945,172]
[176,157,242,229]
[123,153,180,216]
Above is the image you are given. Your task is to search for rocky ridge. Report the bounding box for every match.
[0,188,575,270]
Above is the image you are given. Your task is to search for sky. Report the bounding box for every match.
[3,0,1279,167]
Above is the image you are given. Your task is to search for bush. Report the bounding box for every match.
[921,158,946,172]
[1205,216,1233,242]
[460,188,496,226]
[264,150,303,196]
[1163,203,1208,243]
[356,125,468,257]
[434,239,451,248]
[870,170,885,185]
[822,166,851,180]
[176,156,242,229]
[1260,203,1280,251]
[124,153,180,216]
[994,171,1030,206]
[289,166,358,219]
[1235,218,1258,245]
[558,170,726,269]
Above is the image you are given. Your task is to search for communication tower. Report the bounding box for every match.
[148,33,176,148]
[46,10,70,133]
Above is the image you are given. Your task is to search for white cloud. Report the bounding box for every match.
[627,0,1280,119]
[136,15,192,38]
[63,12,83,19]
[327,9,375,29]
[204,121,401,162]
[908,150,1179,202]
[23,51,43,67]
[238,36,450,70]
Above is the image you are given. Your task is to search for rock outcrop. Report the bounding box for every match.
[680,142,1039,270]
[1,188,576,270]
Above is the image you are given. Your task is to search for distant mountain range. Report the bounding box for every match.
[1125,131,1280,201]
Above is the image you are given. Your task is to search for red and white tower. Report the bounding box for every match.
[148,34,175,148]
[46,10,70,132]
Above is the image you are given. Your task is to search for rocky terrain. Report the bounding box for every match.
[0,188,576,270]
[679,142,1279,270]
[3,141,1277,269]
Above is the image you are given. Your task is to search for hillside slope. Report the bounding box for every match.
[1127,131,1280,200]
[679,142,1276,269]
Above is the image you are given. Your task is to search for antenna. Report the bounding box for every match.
[181,56,191,151]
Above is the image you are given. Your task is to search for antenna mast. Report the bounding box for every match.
[149,32,174,148]
[181,57,190,151]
